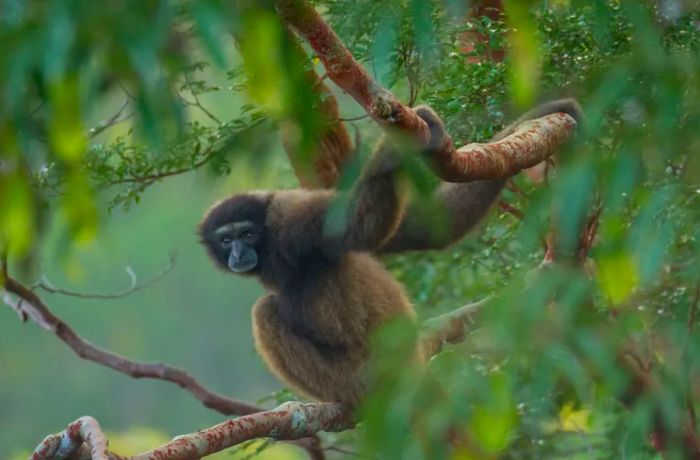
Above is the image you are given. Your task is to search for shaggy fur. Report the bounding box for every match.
[199,101,583,406]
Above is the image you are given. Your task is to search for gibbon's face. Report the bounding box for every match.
[199,193,270,275]
[213,220,262,273]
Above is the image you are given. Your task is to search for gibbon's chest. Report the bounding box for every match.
[293,253,415,322]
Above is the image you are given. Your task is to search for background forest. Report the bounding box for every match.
[1,0,700,459]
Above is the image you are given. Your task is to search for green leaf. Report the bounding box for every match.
[239,10,286,114]
[504,0,540,107]
[48,75,87,163]
[192,0,229,68]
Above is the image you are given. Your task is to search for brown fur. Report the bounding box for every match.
[252,251,414,406]
[200,101,583,407]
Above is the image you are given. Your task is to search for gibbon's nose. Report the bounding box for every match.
[231,240,245,261]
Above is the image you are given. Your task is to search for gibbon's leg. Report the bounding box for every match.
[380,99,583,253]
[252,295,367,406]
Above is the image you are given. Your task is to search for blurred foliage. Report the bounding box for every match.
[2,0,700,459]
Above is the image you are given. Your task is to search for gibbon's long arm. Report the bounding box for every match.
[380,99,584,253]
[316,106,445,257]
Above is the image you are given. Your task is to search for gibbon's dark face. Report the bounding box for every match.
[198,193,271,275]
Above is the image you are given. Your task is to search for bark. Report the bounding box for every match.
[274,0,578,183]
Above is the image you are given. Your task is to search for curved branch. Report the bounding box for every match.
[32,416,109,460]
[33,402,352,460]
[275,0,431,141]
[275,0,578,182]
[2,276,262,416]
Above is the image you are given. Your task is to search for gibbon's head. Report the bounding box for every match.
[198,192,272,276]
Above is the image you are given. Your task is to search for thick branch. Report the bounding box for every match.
[32,402,352,460]
[32,416,109,460]
[275,0,578,182]
[275,0,429,140]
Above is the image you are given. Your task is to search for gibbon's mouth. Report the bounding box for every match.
[229,259,257,273]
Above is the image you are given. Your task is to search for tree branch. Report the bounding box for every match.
[22,277,491,460]
[32,402,352,460]
[274,0,578,182]
[31,253,176,300]
[2,275,262,416]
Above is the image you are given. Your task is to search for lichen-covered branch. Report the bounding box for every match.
[31,416,109,460]
[274,0,578,182]
[31,402,352,460]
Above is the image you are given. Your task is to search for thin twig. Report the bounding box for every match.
[104,117,267,187]
[29,101,47,119]
[182,71,223,125]
[339,114,371,122]
[32,252,176,300]
[89,100,133,139]
[498,199,524,220]
[506,178,530,198]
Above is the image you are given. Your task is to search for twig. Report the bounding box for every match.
[105,117,268,187]
[32,252,176,300]
[182,72,223,125]
[577,200,603,264]
[32,402,352,460]
[506,178,529,198]
[339,114,371,122]
[498,199,524,220]
[89,100,133,139]
[29,101,47,119]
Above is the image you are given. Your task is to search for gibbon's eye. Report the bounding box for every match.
[241,230,256,242]
[220,235,233,246]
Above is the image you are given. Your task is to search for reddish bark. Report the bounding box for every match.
[462,0,506,63]
[31,417,109,460]
[31,402,352,460]
[275,0,578,183]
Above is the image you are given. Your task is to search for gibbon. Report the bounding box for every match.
[199,100,582,406]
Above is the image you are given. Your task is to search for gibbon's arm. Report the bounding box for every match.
[379,99,584,253]
[318,106,444,257]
